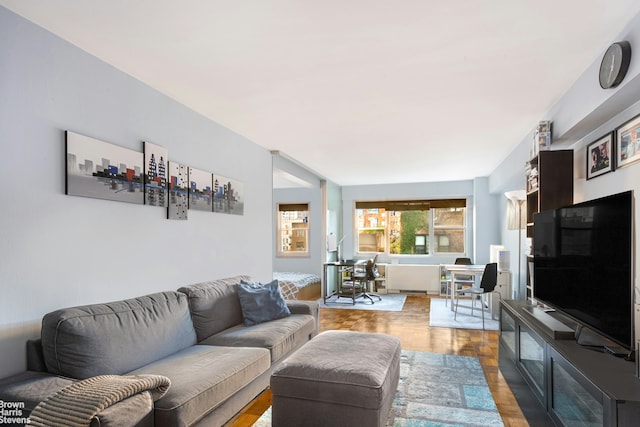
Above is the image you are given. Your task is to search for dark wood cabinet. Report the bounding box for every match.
[500,300,640,427]
[525,150,574,238]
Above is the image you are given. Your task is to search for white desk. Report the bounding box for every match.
[442,264,486,311]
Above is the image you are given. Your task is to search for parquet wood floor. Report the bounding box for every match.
[226,294,529,427]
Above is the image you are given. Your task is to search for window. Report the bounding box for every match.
[355,199,466,255]
[433,207,466,253]
[277,203,309,257]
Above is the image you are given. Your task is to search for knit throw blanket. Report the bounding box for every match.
[28,374,171,427]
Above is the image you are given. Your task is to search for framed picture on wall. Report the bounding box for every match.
[65,131,144,204]
[143,141,168,207]
[213,174,244,215]
[188,167,213,211]
[586,132,614,180]
[167,161,188,220]
[616,114,640,169]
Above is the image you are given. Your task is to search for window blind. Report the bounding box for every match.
[278,203,309,211]
[355,199,466,210]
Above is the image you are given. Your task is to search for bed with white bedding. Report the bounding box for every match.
[273,271,321,300]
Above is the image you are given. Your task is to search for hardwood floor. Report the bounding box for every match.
[227,294,529,427]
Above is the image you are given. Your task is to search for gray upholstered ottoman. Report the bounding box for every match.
[270,330,401,427]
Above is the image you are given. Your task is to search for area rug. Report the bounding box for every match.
[252,350,504,426]
[318,292,406,311]
[429,297,499,330]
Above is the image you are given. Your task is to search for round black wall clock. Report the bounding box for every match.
[599,41,631,89]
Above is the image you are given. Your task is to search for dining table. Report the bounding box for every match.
[441,264,486,311]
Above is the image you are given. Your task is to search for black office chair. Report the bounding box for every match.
[454,263,498,330]
[348,256,381,304]
[364,256,382,301]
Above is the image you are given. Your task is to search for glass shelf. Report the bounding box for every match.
[550,350,603,427]
[500,307,516,357]
[518,324,545,402]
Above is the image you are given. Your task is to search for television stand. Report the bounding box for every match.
[500,300,640,426]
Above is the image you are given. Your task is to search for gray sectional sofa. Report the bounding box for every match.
[0,275,319,426]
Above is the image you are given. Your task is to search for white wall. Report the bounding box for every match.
[0,7,273,377]
[472,177,501,265]
[324,181,342,259]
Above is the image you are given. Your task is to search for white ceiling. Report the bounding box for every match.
[3,1,639,186]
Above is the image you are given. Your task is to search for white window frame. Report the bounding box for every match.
[276,203,310,257]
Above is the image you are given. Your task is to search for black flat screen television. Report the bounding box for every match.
[533,190,634,350]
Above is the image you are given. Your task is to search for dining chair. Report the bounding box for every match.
[454,263,498,330]
[445,257,475,307]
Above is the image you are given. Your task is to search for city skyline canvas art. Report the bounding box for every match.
[213,174,244,215]
[143,141,168,207]
[66,131,144,204]
[188,167,213,212]
[168,161,188,220]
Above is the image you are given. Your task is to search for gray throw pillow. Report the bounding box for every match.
[237,280,291,326]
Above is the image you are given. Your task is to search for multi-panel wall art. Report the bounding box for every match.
[144,141,168,207]
[168,161,188,220]
[188,167,213,212]
[66,131,144,204]
[213,175,244,215]
[65,130,244,219]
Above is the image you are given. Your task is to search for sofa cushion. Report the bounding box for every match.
[41,291,197,379]
[177,275,251,341]
[128,344,270,427]
[237,279,291,326]
[200,314,316,363]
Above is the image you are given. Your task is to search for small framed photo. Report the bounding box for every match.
[586,132,614,180]
[535,120,552,152]
[616,114,640,169]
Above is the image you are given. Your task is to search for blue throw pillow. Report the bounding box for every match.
[237,280,291,326]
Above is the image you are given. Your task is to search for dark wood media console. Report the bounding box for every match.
[499,299,640,426]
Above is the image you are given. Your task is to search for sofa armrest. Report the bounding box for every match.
[286,300,318,317]
[286,300,319,335]
[0,371,74,417]
[29,374,169,425]
[90,392,154,427]
[0,371,156,427]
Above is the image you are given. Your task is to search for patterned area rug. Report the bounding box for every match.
[318,292,406,311]
[429,297,499,330]
[252,350,504,426]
